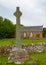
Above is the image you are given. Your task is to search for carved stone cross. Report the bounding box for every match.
[13,7,22,48]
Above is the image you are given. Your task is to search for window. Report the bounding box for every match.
[30,32,33,37]
[24,32,26,37]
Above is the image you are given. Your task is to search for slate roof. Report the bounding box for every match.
[21,26,43,32]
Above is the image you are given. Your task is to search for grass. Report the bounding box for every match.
[30,52,46,65]
[0,56,8,63]
[22,38,46,43]
[0,52,46,65]
[0,38,46,46]
[0,38,15,46]
[0,38,46,65]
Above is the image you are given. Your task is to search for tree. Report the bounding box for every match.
[43,28,46,37]
[3,18,15,38]
[0,16,4,38]
[0,16,3,22]
[0,16,16,39]
[0,16,23,39]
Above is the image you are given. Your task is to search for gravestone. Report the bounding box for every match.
[8,7,29,64]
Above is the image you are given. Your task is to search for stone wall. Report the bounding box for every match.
[21,31,42,39]
[0,42,46,56]
[22,42,46,53]
[0,45,12,56]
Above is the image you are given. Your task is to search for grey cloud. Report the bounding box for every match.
[37,0,46,11]
[0,0,46,27]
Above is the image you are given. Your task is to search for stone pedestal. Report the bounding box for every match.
[8,47,29,64]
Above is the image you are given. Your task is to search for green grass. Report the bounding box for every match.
[0,38,15,46]
[0,38,46,65]
[30,52,46,65]
[0,56,8,63]
[0,52,46,65]
[0,38,46,46]
[22,38,46,43]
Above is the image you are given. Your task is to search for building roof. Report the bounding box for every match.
[21,26,43,32]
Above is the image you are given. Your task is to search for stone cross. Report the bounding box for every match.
[13,7,22,48]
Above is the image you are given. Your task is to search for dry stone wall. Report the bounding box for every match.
[22,42,46,53]
[0,42,46,56]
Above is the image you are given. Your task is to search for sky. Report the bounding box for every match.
[0,0,46,27]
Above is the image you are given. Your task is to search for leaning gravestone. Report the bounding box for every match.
[8,7,29,64]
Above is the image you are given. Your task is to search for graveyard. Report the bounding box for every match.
[0,5,46,65]
[0,38,46,65]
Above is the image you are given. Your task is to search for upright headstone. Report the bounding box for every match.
[14,7,22,48]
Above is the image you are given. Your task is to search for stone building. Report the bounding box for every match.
[21,26,43,39]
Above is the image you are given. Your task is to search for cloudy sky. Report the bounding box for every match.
[0,0,46,27]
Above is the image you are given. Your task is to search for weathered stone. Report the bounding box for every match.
[0,42,46,56]
[28,62,37,65]
[14,7,22,48]
[8,7,29,64]
[21,42,46,53]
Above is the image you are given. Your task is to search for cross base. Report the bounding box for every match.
[8,47,29,64]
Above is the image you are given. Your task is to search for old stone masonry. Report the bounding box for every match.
[0,42,46,56]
